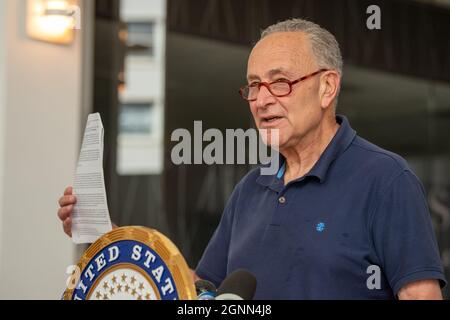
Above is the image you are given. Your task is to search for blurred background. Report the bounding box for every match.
[0,0,449,299]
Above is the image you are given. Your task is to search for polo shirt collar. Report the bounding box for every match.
[256,114,356,190]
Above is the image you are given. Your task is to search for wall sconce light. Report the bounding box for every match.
[27,0,80,45]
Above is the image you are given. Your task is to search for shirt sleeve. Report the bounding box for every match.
[370,169,447,297]
[195,182,242,288]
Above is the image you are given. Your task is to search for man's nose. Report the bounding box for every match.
[255,84,276,109]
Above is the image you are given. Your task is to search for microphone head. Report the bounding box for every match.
[216,269,257,300]
[195,279,217,294]
[195,279,217,300]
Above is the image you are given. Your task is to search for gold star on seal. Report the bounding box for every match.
[121,274,127,282]
[103,282,109,290]
[130,276,136,285]
[112,276,117,284]
[139,282,144,290]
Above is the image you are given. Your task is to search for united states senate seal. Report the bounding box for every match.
[63,226,196,300]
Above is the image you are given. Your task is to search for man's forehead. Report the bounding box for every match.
[247,32,313,79]
[247,67,296,81]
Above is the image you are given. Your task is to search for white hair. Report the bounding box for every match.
[261,18,343,76]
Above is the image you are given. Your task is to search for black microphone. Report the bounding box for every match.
[215,269,257,300]
[195,279,217,300]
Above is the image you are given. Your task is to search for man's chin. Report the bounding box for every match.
[262,135,288,151]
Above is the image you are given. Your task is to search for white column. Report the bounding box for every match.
[0,0,90,299]
[0,0,7,277]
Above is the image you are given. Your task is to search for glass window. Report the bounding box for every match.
[119,102,153,135]
[126,22,154,57]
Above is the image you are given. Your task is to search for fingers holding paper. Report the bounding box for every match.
[58,186,77,237]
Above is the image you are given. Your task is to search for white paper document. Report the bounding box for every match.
[72,113,113,244]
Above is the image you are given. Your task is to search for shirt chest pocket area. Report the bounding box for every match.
[289,219,350,266]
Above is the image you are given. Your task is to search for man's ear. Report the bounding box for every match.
[319,71,340,109]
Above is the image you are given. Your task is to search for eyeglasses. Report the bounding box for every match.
[239,69,329,102]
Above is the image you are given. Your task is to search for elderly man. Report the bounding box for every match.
[194,19,446,300]
[59,18,446,299]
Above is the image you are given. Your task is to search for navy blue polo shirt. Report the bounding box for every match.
[196,115,447,299]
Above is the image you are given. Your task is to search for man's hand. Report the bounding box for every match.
[57,186,118,238]
[58,186,77,237]
[398,279,443,300]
